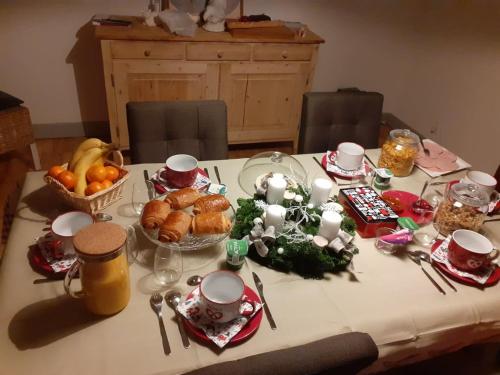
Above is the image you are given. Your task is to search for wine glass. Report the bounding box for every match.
[154,244,183,286]
[132,183,148,216]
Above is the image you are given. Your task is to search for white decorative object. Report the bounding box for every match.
[202,0,227,32]
[306,234,314,241]
[277,247,284,255]
[310,178,333,207]
[253,217,263,225]
[294,194,303,203]
[318,211,342,241]
[266,176,287,204]
[307,203,314,209]
[264,205,286,232]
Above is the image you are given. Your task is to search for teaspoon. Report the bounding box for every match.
[187,275,203,286]
[165,291,190,348]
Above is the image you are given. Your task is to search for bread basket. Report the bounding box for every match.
[44,151,129,214]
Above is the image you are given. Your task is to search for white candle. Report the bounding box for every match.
[310,178,333,207]
[318,211,342,241]
[264,204,286,231]
[266,176,287,204]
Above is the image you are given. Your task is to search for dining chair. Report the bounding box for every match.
[298,89,383,154]
[126,100,228,163]
[184,332,378,375]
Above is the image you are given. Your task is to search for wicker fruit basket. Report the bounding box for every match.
[44,151,129,214]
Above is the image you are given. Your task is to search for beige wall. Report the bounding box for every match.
[1,0,499,173]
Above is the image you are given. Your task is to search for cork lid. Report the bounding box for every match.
[73,222,127,256]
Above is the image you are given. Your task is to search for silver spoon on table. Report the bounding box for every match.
[165,291,191,348]
[408,252,446,295]
[150,293,171,355]
[409,250,457,292]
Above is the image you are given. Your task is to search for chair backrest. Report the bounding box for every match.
[126,100,228,163]
[298,90,383,154]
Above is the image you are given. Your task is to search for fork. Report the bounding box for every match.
[150,293,171,355]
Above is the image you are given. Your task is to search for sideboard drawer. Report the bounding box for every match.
[253,44,314,61]
[186,43,251,61]
[111,41,185,59]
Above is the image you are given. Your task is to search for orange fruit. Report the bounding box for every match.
[101,179,113,189]
[57,170,76,191]
[85,181,104,196]
[86,165,107,183]
[48,165,65,179]
[104,166,120,182]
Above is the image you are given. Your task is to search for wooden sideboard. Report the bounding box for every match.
[95,18,324,151]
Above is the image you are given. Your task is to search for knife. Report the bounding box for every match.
[214,166,222,185]
[312,156,338,186]
[252,272,277,330]
[143,169,154,200]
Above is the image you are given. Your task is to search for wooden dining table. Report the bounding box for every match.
[1,150,499,374]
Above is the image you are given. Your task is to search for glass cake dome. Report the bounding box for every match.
[238,151,308,196]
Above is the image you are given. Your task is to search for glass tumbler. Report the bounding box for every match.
[154,245,183,285]
[132,183,148,216]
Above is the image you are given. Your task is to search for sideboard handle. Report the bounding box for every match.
[217,51,223,59]
[281,51,288,59]
[144,50,151,57]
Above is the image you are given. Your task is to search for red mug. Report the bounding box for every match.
[163,154,198,188]
[448,229,498,272]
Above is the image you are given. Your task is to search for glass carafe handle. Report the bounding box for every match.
[126,225,138,264]
[64,260,84,298]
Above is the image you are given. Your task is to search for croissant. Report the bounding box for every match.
[193,194,231,214]
[192,212,232,235]
[141,200,171,230]
[164,187,202,210]
[159,211,192,242]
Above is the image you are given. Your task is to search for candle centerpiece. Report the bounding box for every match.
[266,176,287,204]
[264,204,286,231]
[310,178,333,207]
[318,211,342,240]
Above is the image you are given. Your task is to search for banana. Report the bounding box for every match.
[69,138,110,171]
[73,148,111,196]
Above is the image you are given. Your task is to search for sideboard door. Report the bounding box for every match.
[112,60,219,149]
[220,62,308,150]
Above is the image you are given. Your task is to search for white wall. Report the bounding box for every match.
[1,0,499,173]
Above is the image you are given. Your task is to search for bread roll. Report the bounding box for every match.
[193,194,230,214]
[159,211,192,242]
[192,212,232,235]
[141,200,171,230]
[164,187,202,210]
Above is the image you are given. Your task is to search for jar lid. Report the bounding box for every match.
[450,183,490,207]
[73,222,127,257]
[389,129,420,146]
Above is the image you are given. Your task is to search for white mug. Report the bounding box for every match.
[336,142,365,170]
[199,271,255,323]
[51,211,94,254]
[462,170,497,196]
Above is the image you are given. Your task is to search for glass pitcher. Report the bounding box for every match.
[64,222,136,315]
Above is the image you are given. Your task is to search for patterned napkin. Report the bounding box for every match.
[430,236,494,284]
[325,151,368,177]
[36,234,77,273]
[177,288,262,348]
[151,168,211,193]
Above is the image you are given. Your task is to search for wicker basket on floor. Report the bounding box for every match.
[44,151,129,214]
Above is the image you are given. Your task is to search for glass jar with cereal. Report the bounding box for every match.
[378,129,420,177]
[434,183,490,236]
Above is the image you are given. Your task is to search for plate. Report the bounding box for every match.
[138,200,234,251]
[415,139,471,177]
[382,190,433,225]
[182,285,263,345]
[321,152,371,180]
[431,240,500,287]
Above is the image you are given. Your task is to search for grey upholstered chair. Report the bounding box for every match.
[184,332,378,375]
[126,100,228,163]
[298,90,383,154]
